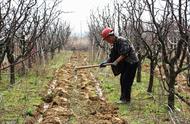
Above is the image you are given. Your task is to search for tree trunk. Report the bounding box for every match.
[136,63,141,82]
[58,47,61,53]
[7,45,15,85]
[187,69,190,87]
[44,51,48,63]
[51,48,55,59]
[0,64,1,80]
[187,56,190,87]
[20,61,26,75]
[10,63,15,85]
[91,41,95,62]
[58,43,62,53]
[38,50,43,65]
[28,56,32,68]
[147,60,155,92]
[168,68,176,110]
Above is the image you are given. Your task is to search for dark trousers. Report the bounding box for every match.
[120,62,138,102]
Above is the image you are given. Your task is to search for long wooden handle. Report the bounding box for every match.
[75,63,112,70]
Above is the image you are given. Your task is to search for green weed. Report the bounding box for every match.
[97,66,172,124]
[0,51,72,123]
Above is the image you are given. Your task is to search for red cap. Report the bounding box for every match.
[101,27,114,40]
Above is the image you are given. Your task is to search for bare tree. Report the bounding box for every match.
[88,9,111,60]
[145,0,190,110]
[0,0,66,84]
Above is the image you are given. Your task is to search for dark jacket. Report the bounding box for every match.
[109,36,139,76]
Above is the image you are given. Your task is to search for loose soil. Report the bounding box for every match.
[25,52,127,124]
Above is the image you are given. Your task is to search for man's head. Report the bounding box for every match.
[101,27,115,44]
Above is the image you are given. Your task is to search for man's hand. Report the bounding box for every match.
[111,61,118,66]
[99,61,107,68]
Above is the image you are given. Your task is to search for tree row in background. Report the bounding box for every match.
[88,0,190,111]
[0,0,71,84]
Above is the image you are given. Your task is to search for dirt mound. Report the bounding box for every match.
[25,52,127,124]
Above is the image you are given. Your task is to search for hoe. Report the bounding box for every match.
[74,63,112,71]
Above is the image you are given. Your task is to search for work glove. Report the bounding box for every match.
[99,61,107,68]
[111,61,118,66]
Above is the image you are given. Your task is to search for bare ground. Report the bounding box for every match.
[25,52,127,124]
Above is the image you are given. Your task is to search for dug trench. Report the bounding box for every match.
[25,52,127,124]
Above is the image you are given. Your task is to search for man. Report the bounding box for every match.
[100,27,139,104]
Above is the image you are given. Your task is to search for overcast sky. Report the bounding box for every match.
[60,0,112,36]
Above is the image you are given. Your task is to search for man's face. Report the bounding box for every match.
[104,35,115,44]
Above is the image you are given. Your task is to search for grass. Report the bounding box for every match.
[0,51,72,123]
[97,66,173,124]
[1,51,190,123]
